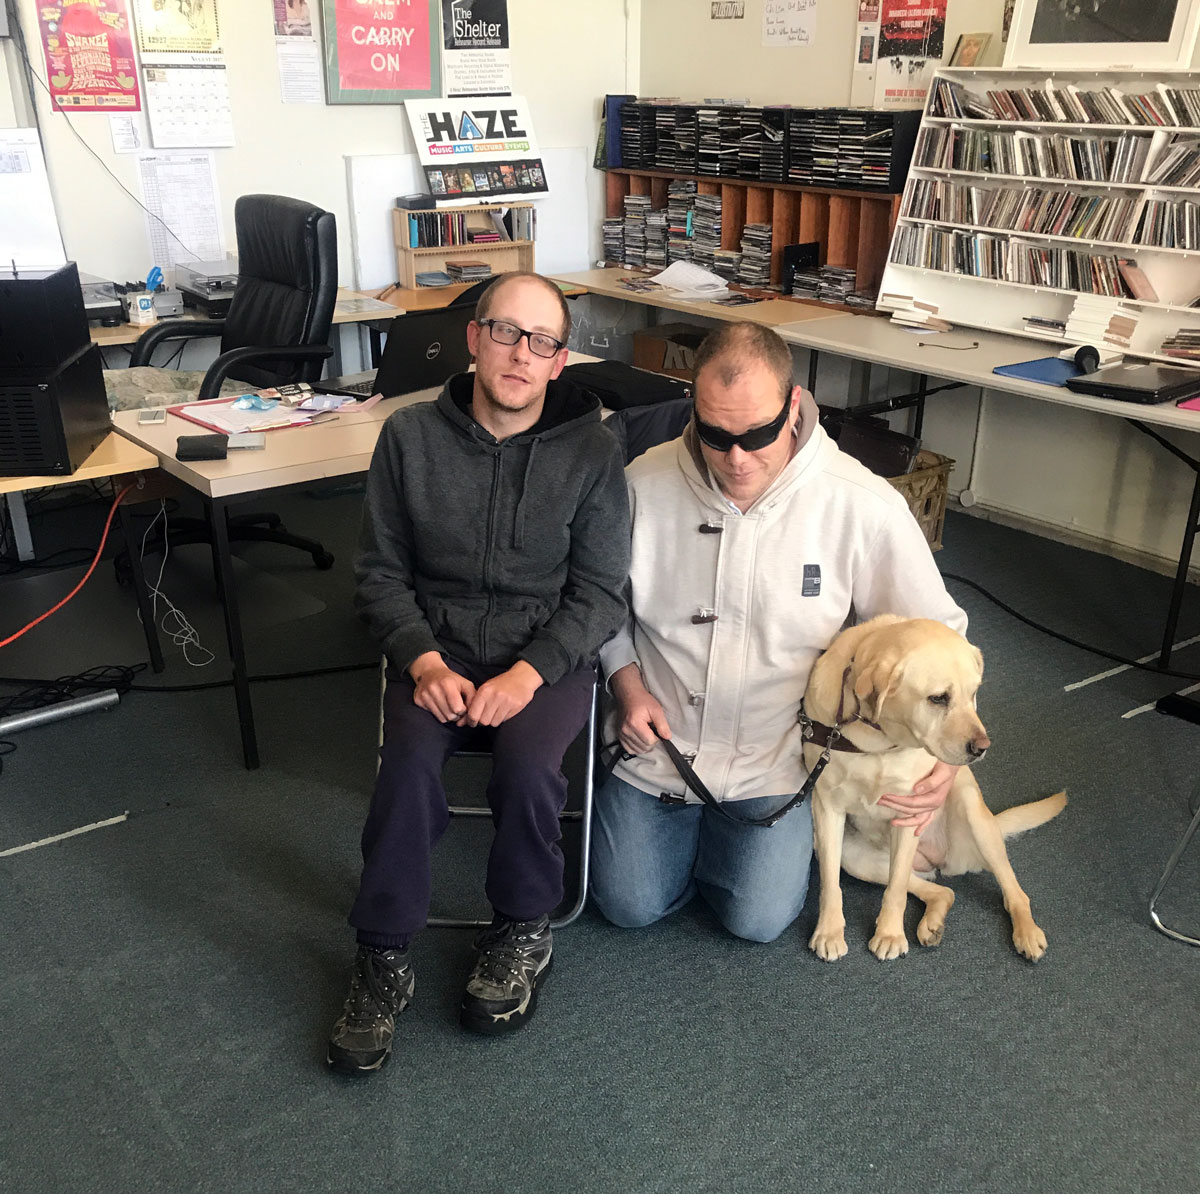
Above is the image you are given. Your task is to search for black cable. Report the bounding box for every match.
[9,17,199,260]
[941,571,1200,681]
[0,660,379,695]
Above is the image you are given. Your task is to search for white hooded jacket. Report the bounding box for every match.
[600,420,968,803]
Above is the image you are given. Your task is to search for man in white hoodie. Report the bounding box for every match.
[592,322,967,942]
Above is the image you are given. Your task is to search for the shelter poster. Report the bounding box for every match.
[441,0,510,97]
[38,0,142,111]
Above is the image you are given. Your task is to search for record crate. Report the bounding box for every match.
[888,450,953,552]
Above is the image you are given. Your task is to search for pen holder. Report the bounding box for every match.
[127,291,157,325]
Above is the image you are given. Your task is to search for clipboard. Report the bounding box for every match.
[167,395,317,435]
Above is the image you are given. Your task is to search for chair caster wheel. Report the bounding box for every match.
[313,551,335,570]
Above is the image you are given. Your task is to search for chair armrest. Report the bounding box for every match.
[128,319,226,367]
[198,345,334,399]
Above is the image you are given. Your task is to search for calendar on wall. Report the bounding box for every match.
[144,63,235,149]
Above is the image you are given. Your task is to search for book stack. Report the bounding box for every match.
[878,292,952,332]
[692,192,722,270]
[446,260,492,283]
[736,223,772,287]
[1023,314,1067,338]
[603,218,625,264]
[1065,294,1140,349]
[1160,329,1200,362]
[623,193,652,266]
[469,231,501,245]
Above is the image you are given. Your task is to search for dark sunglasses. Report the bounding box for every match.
[694,394,791,453]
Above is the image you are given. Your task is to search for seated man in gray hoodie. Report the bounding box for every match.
[328,273,630,1076]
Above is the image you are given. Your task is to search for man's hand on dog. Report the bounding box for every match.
[610,663,672,754]
[879,760,959,840]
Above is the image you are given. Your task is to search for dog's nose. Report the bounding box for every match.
[966,734,991,760]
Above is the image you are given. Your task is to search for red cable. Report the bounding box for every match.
[0,482,135,650]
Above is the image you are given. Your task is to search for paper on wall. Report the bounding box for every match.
[762,0,817,48]
[138,152,224,268]
[0,130,67,271]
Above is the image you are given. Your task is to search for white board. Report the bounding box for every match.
[0,130,66,272]
[346,145,590,291]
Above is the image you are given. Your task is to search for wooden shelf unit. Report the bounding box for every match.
[603,169,902,295]
[878,67,1200,365]
[391,202,535,290]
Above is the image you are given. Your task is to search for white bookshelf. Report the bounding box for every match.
[877,67,1200,367]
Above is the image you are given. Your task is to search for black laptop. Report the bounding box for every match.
[315,306,475,398]
[1065,362,1200,405]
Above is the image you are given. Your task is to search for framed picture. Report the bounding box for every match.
[321,0,442,105]
[949,32,992,67]
[1004,0,1200,69]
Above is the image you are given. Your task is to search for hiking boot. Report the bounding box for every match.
[327,946,414,1075]
[459,915,552,1035]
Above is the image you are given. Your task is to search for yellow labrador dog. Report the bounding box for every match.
[802,615,1065,964]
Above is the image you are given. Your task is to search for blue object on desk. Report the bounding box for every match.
[146,265,163,292]
[992,356,1080,387]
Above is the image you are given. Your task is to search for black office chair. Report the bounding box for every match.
[118,194,339,569]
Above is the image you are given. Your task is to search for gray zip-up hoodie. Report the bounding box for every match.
[354,373,630,686]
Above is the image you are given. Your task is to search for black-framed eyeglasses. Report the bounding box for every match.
[478,318,565,359]
[694,394,791,453]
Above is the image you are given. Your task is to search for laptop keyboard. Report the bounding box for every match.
[341,379,376,395]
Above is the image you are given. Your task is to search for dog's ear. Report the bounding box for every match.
[972,645,984,678]
[853,652,905,722]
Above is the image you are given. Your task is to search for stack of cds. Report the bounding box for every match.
[720,107,742,176]
[603,218,625,264]
[692,192,722,269]
[697,107,722,175]
[667,179,696,262]
[738,107,763,178]
[623,193,652,266]
[836,111,867,188]
[645,208,668,269]
[790,268,821,301]
[810,111,840,187]
[737,223,772,287]
[760,109,787,182]
[861,113,896,188]
[817,265,856,304]
[620,102,657,169]
[674,106,698,173]
[446,260,492,283]
[654,105,678,171]
[712,249,742,281]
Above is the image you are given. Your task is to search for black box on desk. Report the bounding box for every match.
[0,262,91,371]
[0,345,111,476]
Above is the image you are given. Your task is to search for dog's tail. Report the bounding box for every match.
[993,791,1067,838]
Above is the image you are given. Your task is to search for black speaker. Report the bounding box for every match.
[0,262,91,372]
[0,345,111,476]
[1074,345,1101,374]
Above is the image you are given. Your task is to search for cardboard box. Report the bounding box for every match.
[632,323,707,381]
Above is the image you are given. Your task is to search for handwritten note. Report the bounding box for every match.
[762,0,817,47]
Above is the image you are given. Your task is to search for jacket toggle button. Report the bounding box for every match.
[691,608,718,624]
[688,691,705,706]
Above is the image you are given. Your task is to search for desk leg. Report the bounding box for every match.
[913,374,928,441]
[807,350,819,398]
[6,493,35,562]
[116,500,165,674]
[1158,467,1200,670]
[208,499,259,770]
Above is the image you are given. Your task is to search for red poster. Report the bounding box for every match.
[335,0,432,93]
[38,0,141,112]
[878,0,946,59]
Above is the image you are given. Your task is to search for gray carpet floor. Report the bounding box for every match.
[1,488,1198,1194]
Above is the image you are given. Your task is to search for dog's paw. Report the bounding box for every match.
[868,930,909,961]
[1013,922,1048,962]
[809,928,848,962]
[917,915,945,947]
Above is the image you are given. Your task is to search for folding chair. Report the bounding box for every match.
[1149,772,1200,947]
[378,661,599,930]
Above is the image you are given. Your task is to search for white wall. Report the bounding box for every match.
[0,0,633,284]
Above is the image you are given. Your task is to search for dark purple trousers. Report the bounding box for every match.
[349,660,595,949]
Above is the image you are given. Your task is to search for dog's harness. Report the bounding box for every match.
[796,666,883,756]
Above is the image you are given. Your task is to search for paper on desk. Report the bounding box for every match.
[177,402,312,434]
[651,261,730,300]
[335,296,397,315]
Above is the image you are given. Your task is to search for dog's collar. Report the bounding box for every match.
[798,666,888,755]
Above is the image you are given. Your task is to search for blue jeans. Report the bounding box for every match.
[590,774,814,943]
